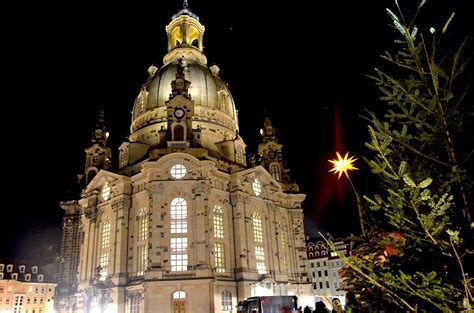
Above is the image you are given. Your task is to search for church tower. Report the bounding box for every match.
[55,2,312,312]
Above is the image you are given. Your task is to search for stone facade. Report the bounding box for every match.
[55,3,312,313]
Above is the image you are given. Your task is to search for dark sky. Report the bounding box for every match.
[1,0,471,262]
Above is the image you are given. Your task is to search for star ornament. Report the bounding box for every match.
[329,152,359,179]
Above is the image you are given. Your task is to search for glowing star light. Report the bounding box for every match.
[329,151,358,179]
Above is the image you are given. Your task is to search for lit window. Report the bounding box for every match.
[252,213,263,243]
[252,178,261,196]
[99,252,109,279]
[136,245,147,276]
[235,146,244,164]
[213,206,224,239]
[221,291,232,311]
[270,164,281,181]
[171,198,187,234]
[101,181,111,201]
[255,247,266,274]
[137,208,148,241]
[101,221,111,249]
[172,291,186,299]
[214,243,225,273]
[119,148,129,167]
[170,164,187,179]
[170,238,188,271]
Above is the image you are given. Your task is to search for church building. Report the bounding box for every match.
[55,2,312,312]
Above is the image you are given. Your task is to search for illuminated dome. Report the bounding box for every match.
[128,10,240,155]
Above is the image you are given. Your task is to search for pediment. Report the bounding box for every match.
[83,170,125,194]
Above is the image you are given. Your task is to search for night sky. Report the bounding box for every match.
[1,0,471,262]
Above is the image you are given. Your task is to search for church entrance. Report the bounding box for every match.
[173,300,186,313]
[172,291,186,313]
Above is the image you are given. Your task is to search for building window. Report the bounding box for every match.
[137,245,147,276]
[311,263,314,268]
[0,273,3,279]
[7,265,13,272]
[101,221,111,249]
[31,266,38,274]
[214,243,225,273]
[270,164,281,181]
[170,238,188,271]
[318,271,322,277]
[0,264,4,271]
[119,148,129,167]
[12,273,18,280]
[138,208,148,241]
[172,291,186,300]
[130,295,141,313]
[221,291,232,311]
[255,247,267,274]
[324,270,328,276]
[319,282,323,289]
[326,281,330,288]
[171,198,187,234]
[19,265,25,273]
[252,213,263,243]
[252,178,261,196]
[38,274,44,282]
[101,181,111,201]
[99,252,109,279]
[213,206,224,239]
[235,146,244,164]
[99,219,111,279]
[170,164,187,179]
[25,274,31,281]
[278,222,288,273]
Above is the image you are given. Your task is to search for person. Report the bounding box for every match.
[303,305,312,313]
[331,298,343,313]
[344,291,360,313]
[314,301,329,313]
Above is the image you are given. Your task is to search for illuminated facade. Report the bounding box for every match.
[0,263,56,313]
[306,236,349,303]
[55,2,311,312]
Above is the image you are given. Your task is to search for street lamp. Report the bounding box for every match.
[328,152,366,236]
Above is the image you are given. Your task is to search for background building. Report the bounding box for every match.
[0,262,56,313]
[55,3,312,313]
[306,234,350,306]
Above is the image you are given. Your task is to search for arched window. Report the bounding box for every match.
[188,26,200,48]
[101,181,111,201]
[221,291,232,311]
[171,198,187,234]
[172,291,186,313]
[99,219,111,279]
[213,206,224,238]
[270,164,281,181]
[173,124,184,141]
[171,198,188,272]
[309,252,314,257]
[252,213,263,243]
[171,27,182,48]
[252,213,266,274]
[315,251,320,257]
[137,208,148,276]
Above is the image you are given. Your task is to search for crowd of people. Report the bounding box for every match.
[298,291,364,313]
